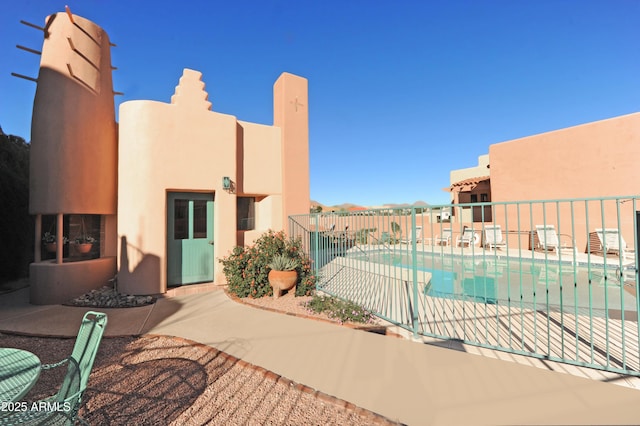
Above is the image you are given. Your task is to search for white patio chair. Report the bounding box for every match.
[595,228,635,262]
[456,228,479,247]
[435,228,452,246]
[535,225,560,253]
[483,225,506,250]
[400,226,422,244]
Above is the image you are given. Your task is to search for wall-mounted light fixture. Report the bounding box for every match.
[222,176,233,193]
[222,177,231,190]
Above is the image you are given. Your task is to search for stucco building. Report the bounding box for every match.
[447,112,640,251]
[27,11,309,303]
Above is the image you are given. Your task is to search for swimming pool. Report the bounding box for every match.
[360,252,638,317]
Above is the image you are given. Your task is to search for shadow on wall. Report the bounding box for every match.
[118,236,160,295]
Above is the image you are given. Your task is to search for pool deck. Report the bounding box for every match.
[2,286,640,425]
[317,243,640,387]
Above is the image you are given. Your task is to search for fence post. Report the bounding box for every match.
[411,207,419,338]
[313,214,320,284]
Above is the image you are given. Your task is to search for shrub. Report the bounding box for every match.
[0,133,33,285]
[303,294,375,324]
[220,230,316,298]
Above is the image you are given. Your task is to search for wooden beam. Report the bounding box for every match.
[65,5,74,24]
[16,44,41,55]
[11,72,38,83]
[19,20,45,31]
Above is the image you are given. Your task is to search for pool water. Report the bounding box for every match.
[365,252,638,315]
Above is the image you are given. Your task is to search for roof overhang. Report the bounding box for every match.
[447,175,490,192]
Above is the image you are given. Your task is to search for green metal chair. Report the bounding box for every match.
[0,311,107,426]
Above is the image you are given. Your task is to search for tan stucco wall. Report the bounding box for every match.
[29,257,116,305]
[238,121,282,194]
[490,113,640,201]
[30,12,117,215]
[486,113,640,250]
[28,12,118,304]
[27,12,311,300]
[118,70,238,294]
[118,70,310,294]
[275,73,310,226]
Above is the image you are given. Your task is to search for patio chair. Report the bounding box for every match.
[456,228,479,247]
[483,225,506,250]
[594,228,635,262]
[435,228,452,246]
[0,311,107,426]
[379,231,391,244]
[535,225,560,253]
[400,226,423,244]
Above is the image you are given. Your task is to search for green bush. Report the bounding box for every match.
[220,230,316,298]
[303,294,375,324]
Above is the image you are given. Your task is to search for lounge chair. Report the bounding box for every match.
[435,228,452,246]
[456,228,479,247]
[379,231,391,244]
[535,225,560,253]
[483,225,506,250]
[401,226,422,244]
[595,228,635,262]
[0,311,107,426]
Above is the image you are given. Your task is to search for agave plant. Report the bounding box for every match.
[268,254,298,271]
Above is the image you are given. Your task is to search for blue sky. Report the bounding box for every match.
[2,1,638,206]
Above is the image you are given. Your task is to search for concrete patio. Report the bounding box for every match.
[2,285,640,425]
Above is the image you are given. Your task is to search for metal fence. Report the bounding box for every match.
[289,196,640,376]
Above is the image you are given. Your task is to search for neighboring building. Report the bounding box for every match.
[448,154,491,223]
[447,113,640,250]
[27,11,309,303]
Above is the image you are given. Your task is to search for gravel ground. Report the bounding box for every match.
[0,291,399,425]
[0,334,399,425]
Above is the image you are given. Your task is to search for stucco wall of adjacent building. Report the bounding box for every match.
[448,113,640,251]
[490,113,640,202]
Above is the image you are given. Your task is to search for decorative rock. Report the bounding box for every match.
[67,286,156,308]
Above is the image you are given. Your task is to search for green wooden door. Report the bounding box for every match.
[167,192,214,285]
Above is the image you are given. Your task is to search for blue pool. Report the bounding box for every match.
[362,252,637,315]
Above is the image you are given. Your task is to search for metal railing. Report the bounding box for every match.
[289,196,640,376]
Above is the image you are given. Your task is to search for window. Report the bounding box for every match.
[237,197,255,231]
[470,194,478,203]
[193,200,208,239]
[480,193,489,202]
[41,214,102,261]
[174,199,189,239]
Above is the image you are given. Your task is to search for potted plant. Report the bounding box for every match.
[74,235,96,254]
[267,254,298,299]
[42,232,68,253]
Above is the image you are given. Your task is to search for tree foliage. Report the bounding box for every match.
[0,132,33,284]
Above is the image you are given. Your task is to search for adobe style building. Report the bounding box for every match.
[447,112,640,250]
[27,11,309,304]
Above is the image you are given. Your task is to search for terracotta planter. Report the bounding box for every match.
[268,270,297,299]
[45,243,57,253]
[76,243,93,254]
